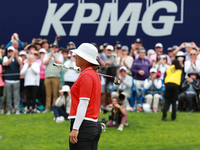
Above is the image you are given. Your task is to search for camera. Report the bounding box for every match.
[118,89,125,101]
[64,92,68,97]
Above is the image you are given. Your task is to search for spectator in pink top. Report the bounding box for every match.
[36,48,46,107]
[0,62,4,113]
[149,43,171,65]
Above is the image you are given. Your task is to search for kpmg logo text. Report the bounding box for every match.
[40,0,184,37]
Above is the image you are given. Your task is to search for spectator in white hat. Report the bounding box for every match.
[111,66,133,111]
[149,43,171,65]
[116,45,133,76]
[144,68,162,113]
[155,55,170,80]
[3,46,22,115]
[147,49,156,59]
[63,52,80,88]
[52,85,71,123]
[101,45,118,106]
[36,48,46,107]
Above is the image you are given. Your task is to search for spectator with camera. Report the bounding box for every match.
[173,42,199,61]
[178,71,200,113]
[3,46,22,115]
[111,66,133,111]
[155,55,170,80]
[52,85,71,123]
[21,54,40,113]
[144,68,162,113]
[131,46,151,96]
[43,42,64,113]
[106,97,128,131]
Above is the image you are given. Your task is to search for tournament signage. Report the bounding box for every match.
[0,0,198,52]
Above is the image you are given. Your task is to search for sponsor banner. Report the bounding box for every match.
[0,0,199,52]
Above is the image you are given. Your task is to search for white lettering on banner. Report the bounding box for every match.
[40,3,74,36]
[96,3,142,36]
[142,1,177,36]
[40,0,184,37]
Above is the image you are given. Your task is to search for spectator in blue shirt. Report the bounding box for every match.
[5,33,24,51]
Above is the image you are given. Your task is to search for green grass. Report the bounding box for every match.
[0,111,200,150]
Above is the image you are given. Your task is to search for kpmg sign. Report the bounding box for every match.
[1,0,198,51]
[41,0,184,37]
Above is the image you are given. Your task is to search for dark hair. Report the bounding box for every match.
[62,48,68,53]
[91,64,100,71]
[172,59,182,70]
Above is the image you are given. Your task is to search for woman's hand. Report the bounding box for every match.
[69,129,79,144]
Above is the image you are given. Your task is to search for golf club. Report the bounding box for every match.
[53,63,120,85]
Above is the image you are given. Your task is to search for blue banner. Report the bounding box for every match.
[0,0,198,52]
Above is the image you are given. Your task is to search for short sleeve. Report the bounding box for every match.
[3,56,8,66]
[79,75,93,100]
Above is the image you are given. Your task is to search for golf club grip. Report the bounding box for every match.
[53,63,81,71]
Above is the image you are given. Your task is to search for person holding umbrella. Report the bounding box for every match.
[68,43,102,150]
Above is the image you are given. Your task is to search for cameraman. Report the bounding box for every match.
[111,66,133,111]
[52,85,71,123]
[106,97,127,131]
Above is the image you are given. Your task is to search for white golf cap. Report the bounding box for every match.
[176,51,185,57]
[160,55,167,59]
[155,43,163,48]
[19,50,27,56]
[71,43,99,65]
[39,48,46,54]
[147,49,156,55]
[119,66,127,71]
[106,45,114,51]
[7,46,15,51]
[59,85,70,93]
[150,68,157,73]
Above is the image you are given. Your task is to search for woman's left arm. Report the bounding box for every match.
[69,99,89,144]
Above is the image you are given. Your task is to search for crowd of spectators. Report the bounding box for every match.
[1,33,200,128]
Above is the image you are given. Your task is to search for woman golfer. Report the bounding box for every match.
[68,43,102,150]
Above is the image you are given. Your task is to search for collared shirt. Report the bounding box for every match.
[68,66,101,122]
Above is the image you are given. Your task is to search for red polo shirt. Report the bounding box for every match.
[68,66,101,121]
